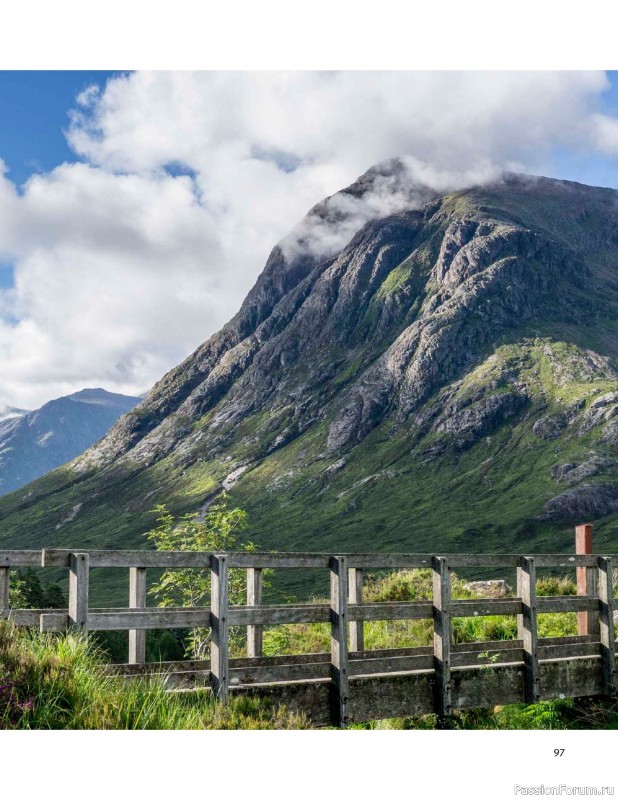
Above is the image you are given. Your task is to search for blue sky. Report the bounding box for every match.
[3,70,618,409]
[0,71,119,185]
[0,72,118,290]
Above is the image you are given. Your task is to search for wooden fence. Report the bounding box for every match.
[0,543,616,727]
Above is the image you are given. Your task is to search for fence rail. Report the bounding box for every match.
[1,534,616,726]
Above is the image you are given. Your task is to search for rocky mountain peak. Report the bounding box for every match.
[3,163,618,557]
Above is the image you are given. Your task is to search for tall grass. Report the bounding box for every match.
[0,622,307,730]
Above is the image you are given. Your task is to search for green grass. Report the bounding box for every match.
[0,621,308,730]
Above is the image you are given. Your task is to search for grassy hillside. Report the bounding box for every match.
[3,337,618,604]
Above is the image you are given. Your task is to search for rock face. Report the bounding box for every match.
[0,388,140,496]
[2,162,618,556]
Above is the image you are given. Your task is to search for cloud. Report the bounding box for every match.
[1,70,618,408]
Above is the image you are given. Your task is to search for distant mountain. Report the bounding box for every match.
[0,388,140,496]
[0,404,29,422]
[2,163,618,564]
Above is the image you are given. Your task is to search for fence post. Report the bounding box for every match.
[246,567,263,658]
[68,552,89,631]
[348,567,364,652]
[128,567,147,665]
[0,566,9,611]
[210,554,229,701]
[432,556,452,724]
[516,568,525,641]
[598,557,616,696]
[518,556,540,703]
[330,556,349,728]
[576,523,599,635]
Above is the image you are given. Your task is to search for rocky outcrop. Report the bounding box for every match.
[463,580,512,598]
[539,484,618,522]
[533,414,567,440]
[551,456,616,484]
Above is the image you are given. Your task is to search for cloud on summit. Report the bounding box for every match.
[1,70,618,407]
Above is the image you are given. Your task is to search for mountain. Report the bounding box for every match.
[0,404,29,422]
[2,161,618,564]
[0,388,140,497]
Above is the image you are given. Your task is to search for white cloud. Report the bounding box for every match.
[1,70,618,408]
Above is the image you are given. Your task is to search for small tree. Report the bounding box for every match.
[8,572,26,608]
[144,494,256,659]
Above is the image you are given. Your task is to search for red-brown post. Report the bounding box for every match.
[576,523,598,635]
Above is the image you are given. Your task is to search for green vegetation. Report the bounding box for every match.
[9,569,66,610]
[2,338,618,606]
[3,566,617,730]
[145,497,261,658]
[0,622,307,730]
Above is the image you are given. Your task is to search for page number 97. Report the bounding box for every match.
[553,749,565,757]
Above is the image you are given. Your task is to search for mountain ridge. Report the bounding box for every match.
[0,388,140,497]
[2,163,618,564]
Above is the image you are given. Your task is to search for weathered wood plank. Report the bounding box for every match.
[0,551,42,568]
[598,556,615,696]
[112,653,331,676]
[355,649,523,672]
[519,556,540,703]
[348,671,435,722]
[449,599,523,617]
[0,567,9,611]
[350,644,432,659]
[160,671,211,690]
[330,556,349,727]
[210,554,229,701]
[451,663,524,708]
[225,553,331,569]
[516,567,524,641]
[433,556,452,721]
[452,638,523,653]
[68,552,89,631]
[42,549,215,568]
[452,648,524,668]
[348,567,364,652]
[88,609,211,630]
[35,548,618,570]
[128,567,147,665]
[228,604,330,626]
[532,554,603,568]
[540,634,600,646]
[347,601,434,621]
[538,641,601,660]
[349,653,435,675]
[40,612,69,631]
[345,554,616,569]
[230,661,332,684]
[537,596,598,614]
[111,659,211,675]
[246,567,263,658]
[540,657,603,700]
[3,608,60,627]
